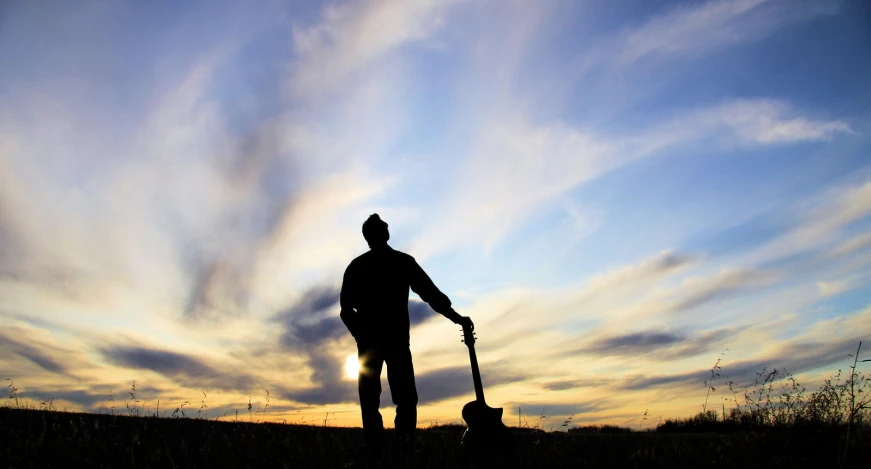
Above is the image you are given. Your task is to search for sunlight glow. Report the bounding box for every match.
[344,354,360,379]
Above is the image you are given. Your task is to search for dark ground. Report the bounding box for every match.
[1,408,869,468]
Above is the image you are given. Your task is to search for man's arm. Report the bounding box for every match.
[408,257,472,328]
[339,264,360,338]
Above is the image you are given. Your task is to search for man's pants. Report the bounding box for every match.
[357,343,418,448]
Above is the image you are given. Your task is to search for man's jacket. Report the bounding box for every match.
[340,245,462,346]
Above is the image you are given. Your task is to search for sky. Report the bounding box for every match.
[1,0,870,429]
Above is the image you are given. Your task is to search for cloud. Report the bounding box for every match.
[101,345,256,392]
[0,326,83,376]
[22,389,107,410]
[408,300,437,326]
[273,285,441,350]
[0,1,397,325]
[568,328,735,360]
[274,285,343,348]
[583,251,699,295]
[413,96,852,260]
[816,275,864,298]
[269,284,357,405]
[743,179,871,266]
[410,118,617,258]
[415,365,524,404]
[0,149,92,293]
[614,0,840,66]
[505,401,608,420]
[0,42,307,322]
[541,378,614,392]
[620,337,862,391]
[0,334,68,375]
[669,268,776,314]
[486,250,699,335]
[281,285,341,323]
[829,231,871,258]
[637,99,854,155]
[280,348,357,405]
[583,331,684,353]
[184,259,254,320]
[289,0,463,97]
[583,267,776,326]
[467,250,724,367]
[704,99,853,144]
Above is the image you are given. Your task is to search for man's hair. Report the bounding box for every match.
[362,214,389,245]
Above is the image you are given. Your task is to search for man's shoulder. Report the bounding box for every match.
[391,248,414,259]
[347,252,369,268]
[388,248,417,267]
[347,246,415,268]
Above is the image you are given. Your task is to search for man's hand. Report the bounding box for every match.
[457,315,474,330]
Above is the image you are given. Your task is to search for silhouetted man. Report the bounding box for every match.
[340,214,473,456]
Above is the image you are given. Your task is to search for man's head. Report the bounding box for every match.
[362,214,390,247]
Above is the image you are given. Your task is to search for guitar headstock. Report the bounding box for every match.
[461,323,476,348]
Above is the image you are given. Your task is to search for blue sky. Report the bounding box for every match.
[1,0,870,428]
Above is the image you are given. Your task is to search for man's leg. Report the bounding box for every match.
[358,345,385,452]
[386,345,418,449]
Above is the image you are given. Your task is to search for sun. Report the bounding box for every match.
[344,354,360,379]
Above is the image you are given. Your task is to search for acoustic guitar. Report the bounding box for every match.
[460,323,511,447]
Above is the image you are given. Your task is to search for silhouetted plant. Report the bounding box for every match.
[198,389,208,419]
[702,350,725,413]
[262,389,270,422]
[657,342,871,438]
[125,380,140,417]
[6,379,19,409]
[560,414,573,431]
[534,407,546,430]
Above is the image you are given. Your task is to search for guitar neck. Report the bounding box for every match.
[467,343,486,403]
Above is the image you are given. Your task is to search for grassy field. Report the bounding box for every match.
[1,407,869,468]
[3,344,870,467]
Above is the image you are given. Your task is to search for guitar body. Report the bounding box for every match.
[461,401,510,447]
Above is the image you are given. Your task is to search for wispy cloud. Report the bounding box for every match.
[830,231,871,258]
[614,0,840,66]
[413,96,850,259]
[634,99,854,156]
[0,329,70,376]
[702,99,854,144]
[621,336,862,391]
[411,118,616,257]
[743,180,871,266]
[101,345,257,392]
[569,328,735,360]
[817,279,851,297]
[816,273,866,298]
[290,0,463,97]
[669,268,777,314]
